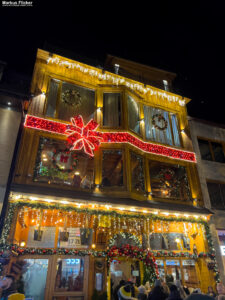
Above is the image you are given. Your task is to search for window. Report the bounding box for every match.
[207,182,225,209]
[46,80,95,123]
[55,258,84,292]
[103,93,121,127]
[149,161,191,201]
[198,139,225,163]
[101,150,124,188]
[149,233,190,251]
[144,106,180,147]
[130,152,145,192]
[34,137,94,189]
[127,95,140,135]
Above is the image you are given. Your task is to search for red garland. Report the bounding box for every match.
[24,115,196,162]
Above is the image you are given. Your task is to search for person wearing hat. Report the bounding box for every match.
[137,285,147,300]
[118,284,134,300]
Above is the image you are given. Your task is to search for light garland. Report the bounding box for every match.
[24,115,196,162]
[47,57,186,106]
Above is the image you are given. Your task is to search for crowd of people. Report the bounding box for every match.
[113,276,225,300]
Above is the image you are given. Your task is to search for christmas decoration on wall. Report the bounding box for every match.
[24,115,196,162]
[47,57,186,106]
[108,232,141,248]
[61,89,81,107]
[52,148,78,173]
[152,114,168,131]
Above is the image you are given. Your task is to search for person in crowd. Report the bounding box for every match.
[186,288,214,300]
[114,280,126,300]
[167,285,183,300]
[175,280,187,299]
[145,281,151,294]
[0,275,17,300]
[137,285,147,300]
[162,281,170,297]
[183,286,190,296]
[166,275,174,289]
[127,277,139,298]
[118,284,137,300]
[207,286,216,298]
[148,279,167,300]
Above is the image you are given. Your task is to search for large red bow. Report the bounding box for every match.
[65,115,103,157]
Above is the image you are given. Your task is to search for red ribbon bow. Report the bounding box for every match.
[65,115,103,157]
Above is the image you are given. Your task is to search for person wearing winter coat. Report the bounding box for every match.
[167,285,183,300]
[148,280,167,300]
[175,280,187,299]
[137,285,147,300]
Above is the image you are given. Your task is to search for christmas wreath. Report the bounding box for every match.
[61,89,82,107]
[152,114,168,131]
[52,148,78,173]
[109,232,141,248]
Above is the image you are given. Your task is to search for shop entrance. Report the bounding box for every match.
[110,259,141,299]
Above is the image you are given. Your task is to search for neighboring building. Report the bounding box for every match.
[189,117,225,284]
[0,50,218,299]
[0,61,30,214]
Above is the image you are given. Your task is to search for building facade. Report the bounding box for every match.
[189,117,225,285]
[0,50,219,299]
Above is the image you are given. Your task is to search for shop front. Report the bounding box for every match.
[0,198,219,299]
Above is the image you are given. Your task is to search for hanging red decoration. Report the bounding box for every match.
[24,115,196,162]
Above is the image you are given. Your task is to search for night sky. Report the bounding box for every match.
[0,2,225,124]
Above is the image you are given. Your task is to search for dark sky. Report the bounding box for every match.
[0,1,225,124]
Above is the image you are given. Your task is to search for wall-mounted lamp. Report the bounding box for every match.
[181,129,185,133]
[97,107,102,112]
[42,92,46,96]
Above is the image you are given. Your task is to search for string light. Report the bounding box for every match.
[24,114,196,162]
[47,56,186,106]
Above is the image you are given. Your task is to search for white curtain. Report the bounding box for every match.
[103,93,120,127]
[144,106,173,146]
[127,95,140,135]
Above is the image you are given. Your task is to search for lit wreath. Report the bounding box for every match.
[52,149,78,173]
[152,114,168,131]
[61,89,81,107]
[109,232,141,248]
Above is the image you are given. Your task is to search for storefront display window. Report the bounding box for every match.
[34,138,94,189]
[130,152,145,192]
[101,150,124,188]
[144,106,180,147]
[127,95,140,135]
[149,161,191,201]
[166,260,181,280]
[182,260,198,286]
[149,233,190,250]
[21,258,49,300]
[46,80,95,123]
[55,258,84,292]
[103,93,121,127]
[156,260,165,280]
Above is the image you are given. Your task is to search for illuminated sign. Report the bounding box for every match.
[220,246,225,256]
[66,259,80,265]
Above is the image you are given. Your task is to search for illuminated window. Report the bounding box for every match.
[127,95,140,135]
[101,150,124,188]
[130,152,145,193]
[103,93,121,127]
[144,106,180,147]
[34,137,94,189]
[45,79,95,123]
[149,161,191,201]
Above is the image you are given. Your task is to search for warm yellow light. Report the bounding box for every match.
[184,214,189,218]
[29,197,38,201]
[15,195,22,200]
[105,205,112,210]
[130,208,136,212]
[59,219,63,222]
[143,210,148,213]
[45,199,53,203]
[20,241,26,247]
[61,201,69,204]
[203,216,207,220]
[75,171,80,175]
[153,211,158,215]
[163,212,169,216]
[43,158,48,161]
[31,219,35,223]
[175,213,180,217]
[76,203,82,208]
[118,207,125,211]
[194,215,199,219]
[175,238,180,243]
[92,244,96,249]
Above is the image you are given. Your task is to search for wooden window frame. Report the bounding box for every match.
[197,137,225,163]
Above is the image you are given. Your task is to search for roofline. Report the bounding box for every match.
[188,116,225,129]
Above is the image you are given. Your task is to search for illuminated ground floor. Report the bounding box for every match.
[0,193,220,299]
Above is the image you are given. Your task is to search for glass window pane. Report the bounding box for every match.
[58,82,95,123]
[211,142,225,163]
[130,152,145,192]
[207,182,224,209]
[182,260,198,286]
[21,259,48,300]
[127,95,140,135]
[103,93,121,127]
[55,258,84,292]
[144,106,173,146]
[34,138,94,189]
[171,113,181,147]
[198,139,213,161]
[46,79,59,117]
[149,161,191,201]
[102,150,124,187]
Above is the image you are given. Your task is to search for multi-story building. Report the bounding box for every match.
[0,50,219,299]
[189,117,225,285]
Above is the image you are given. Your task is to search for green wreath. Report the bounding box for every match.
[52,149,78,173]
[61,89,81,107]
[152,114,168,131]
